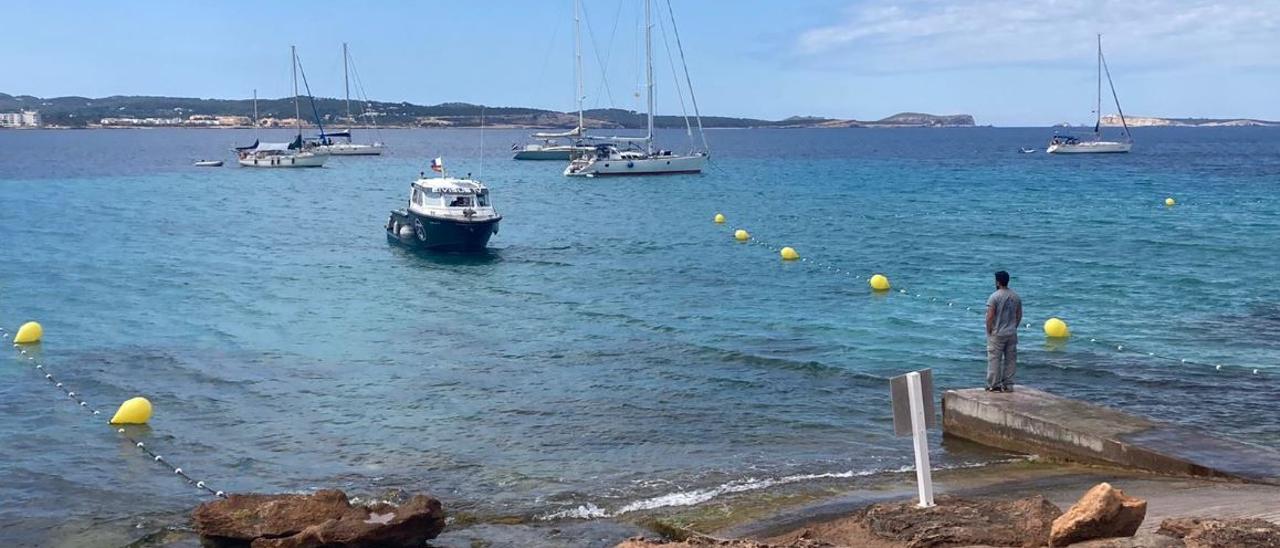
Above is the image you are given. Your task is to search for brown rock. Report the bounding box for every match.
[853,495,1062,547]
[1050,483,1147,546]
[1156,517,1280,548]
[191,489,445,548]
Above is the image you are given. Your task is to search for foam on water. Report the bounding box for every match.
[540,460,1022,520]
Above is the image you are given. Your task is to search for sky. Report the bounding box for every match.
[3,0,1279,126]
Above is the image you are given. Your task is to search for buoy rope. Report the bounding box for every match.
[1,326,228,499]
[713,218,1264,379]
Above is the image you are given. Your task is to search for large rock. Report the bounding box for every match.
[853,495,1062,547]
[191,489,445,548]
[1157,517,1280,548]
[1051,483,1147,546]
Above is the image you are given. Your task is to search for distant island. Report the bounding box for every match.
[0,92,975,129]
[1101,114,1280,127]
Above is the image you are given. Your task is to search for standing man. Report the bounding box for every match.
[985,271,1022,392]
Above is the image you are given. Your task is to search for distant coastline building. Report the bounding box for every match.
[0,110,42,128]
[97,115,253,127]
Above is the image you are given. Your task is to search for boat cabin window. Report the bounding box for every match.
[413,188,443,207]
[447,195,475,208]
[476,193,490,207]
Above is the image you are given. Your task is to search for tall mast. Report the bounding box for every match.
[1095,33,1102,136]
[252,88,259,138]
[343,42,352,122]
[573,0,584,133]
[644,0,654,155]
[292,45,301,136]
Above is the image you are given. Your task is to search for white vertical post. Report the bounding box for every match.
[906,371,935,507]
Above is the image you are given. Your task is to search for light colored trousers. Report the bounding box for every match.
[986,334,1017,389]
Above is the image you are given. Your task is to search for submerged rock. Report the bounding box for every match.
[1157,517,1280,548]
[1051,482,1147,546]
[852,495,1061,547]
[191,489,445,547]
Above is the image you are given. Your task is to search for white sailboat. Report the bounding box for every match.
[1047,34,1132,154]
[564,0,708,177]
[513,0,594,161]
[312,42,384,156]
[238,46,329,168]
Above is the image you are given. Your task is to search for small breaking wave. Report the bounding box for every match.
[539,460,1019,521]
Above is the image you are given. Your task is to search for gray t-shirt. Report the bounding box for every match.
[987,288,1022,337]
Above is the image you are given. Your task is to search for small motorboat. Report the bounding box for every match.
[1019,147,1037,154]
[193,160,224,167]
[386,171,501,252]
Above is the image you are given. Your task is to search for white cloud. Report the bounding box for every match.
[794,0,1280,71]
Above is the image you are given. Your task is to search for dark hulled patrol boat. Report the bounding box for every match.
[386,172,501,252]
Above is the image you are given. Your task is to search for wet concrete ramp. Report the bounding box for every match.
[942,387,1280,485]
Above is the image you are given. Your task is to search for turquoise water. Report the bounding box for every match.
[1,128,1278,543]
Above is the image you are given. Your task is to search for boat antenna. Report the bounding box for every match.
[292,45,301,137]
[1098,35,1132,142]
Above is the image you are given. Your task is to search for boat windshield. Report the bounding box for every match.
[447,195,475,208]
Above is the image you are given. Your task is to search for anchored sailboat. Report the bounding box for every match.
[237,47,329,168]
[1047,34,1132,154]
[564,0,708,177]
[312,43,384,156]
[513,0,594,161]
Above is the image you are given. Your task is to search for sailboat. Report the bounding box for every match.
[1047,34,1132,154]
[312,42,384,156]
[237,47,329,168]
[513,0,594,161]
[564,0,708,176]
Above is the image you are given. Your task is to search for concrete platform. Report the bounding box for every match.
[942,387,1280,485]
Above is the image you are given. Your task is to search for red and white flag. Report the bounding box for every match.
[430,157,444,173]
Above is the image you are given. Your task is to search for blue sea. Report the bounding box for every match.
[1,127,1278,545]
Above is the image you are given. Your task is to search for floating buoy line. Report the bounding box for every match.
[712,213,1265,380]
[1,323,228,499]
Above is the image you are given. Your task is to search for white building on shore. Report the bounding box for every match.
[0,110,42,128]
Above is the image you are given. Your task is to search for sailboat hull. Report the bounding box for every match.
[565,153,705,177]
[316,143,383,156]
[238,152,329,167]
[1046,141,1132,154]
[513,144,595,160]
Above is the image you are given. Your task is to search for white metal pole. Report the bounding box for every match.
[906,371,935,508]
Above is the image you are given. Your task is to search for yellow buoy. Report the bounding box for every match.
[780,247,799,261]
[1164,197,1175,207]
[14,321,43,344]
[1044,317,1070,338]
[734,229,749,242]
[110,397,153,425]
[714,213,726,224]
[869,274,891,291]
